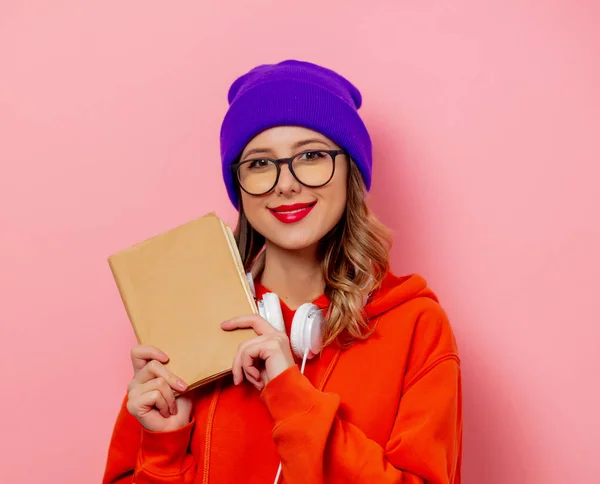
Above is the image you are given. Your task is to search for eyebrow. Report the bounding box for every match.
[241,138,332,159]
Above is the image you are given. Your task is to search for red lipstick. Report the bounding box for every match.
[268,201,316,224]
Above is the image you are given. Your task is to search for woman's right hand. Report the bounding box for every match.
[126,345,193,433]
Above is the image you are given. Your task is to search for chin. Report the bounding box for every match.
[250,211,342,252]
[269,232,320,252]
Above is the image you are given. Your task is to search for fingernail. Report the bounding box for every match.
[177,379,187,390]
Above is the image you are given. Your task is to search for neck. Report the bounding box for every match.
[259,241,325,310]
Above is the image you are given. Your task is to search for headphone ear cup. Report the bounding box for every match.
[261,292,285,332]
[290,303,323,359]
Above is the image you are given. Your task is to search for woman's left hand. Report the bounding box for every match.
[221,315,295,391]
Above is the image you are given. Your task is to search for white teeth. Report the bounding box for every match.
[279,208,305,214]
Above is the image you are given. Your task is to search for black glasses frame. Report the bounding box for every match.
[230,149,347,196]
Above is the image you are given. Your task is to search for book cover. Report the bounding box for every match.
[108,212,257,391]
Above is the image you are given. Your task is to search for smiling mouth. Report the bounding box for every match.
[268,201,317,214]
[267,201,317,224]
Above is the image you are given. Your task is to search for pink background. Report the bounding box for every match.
[1,1,598,482]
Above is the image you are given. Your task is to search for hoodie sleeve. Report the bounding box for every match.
[260,321,462,483]
[102,395,197,484]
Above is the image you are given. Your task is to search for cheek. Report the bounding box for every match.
[327,192,347,225]
[240,194,260,219]
[240,195,271,235]
[240,187,264,208]
[318,182,347,230]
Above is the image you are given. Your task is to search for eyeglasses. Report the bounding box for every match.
[230,149,347,196]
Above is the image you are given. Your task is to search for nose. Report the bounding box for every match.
[274,163,301,196]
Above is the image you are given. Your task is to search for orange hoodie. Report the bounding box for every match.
[103,271,462,483]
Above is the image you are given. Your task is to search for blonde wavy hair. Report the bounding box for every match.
[234,161,392,348]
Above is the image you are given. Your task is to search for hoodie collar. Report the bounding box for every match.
[255,271,437,321]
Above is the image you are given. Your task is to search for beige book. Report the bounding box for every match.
[108,212,257,392]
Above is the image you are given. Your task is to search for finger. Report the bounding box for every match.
[221,315,275,336]
[131,345,169,373]
[232,335,268,385]
[241,348,260,384]
[240,340,264,380]
[243,367,264,391]
[240,342,263,390]
[139,377,177,415]
[135,359,188,392]
[246,365,260,381]
[140,389,171,419]
[242,341,271,391]
[241,345,260,380]
[128,387,170,419]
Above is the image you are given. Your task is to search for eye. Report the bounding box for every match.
[299,151,326,161]
[246,159,271,169]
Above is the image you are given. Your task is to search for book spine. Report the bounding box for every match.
[220,221,258,314]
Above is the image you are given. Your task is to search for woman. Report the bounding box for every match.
[103,60,462,483]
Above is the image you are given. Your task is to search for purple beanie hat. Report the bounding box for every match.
[219,59,372,208]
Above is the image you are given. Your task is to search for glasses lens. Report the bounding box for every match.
[237,159,277,194]
[292,151,334,187]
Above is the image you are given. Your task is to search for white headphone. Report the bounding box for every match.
[246,273,323,360]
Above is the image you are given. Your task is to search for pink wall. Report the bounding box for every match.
[1,1,598,482]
